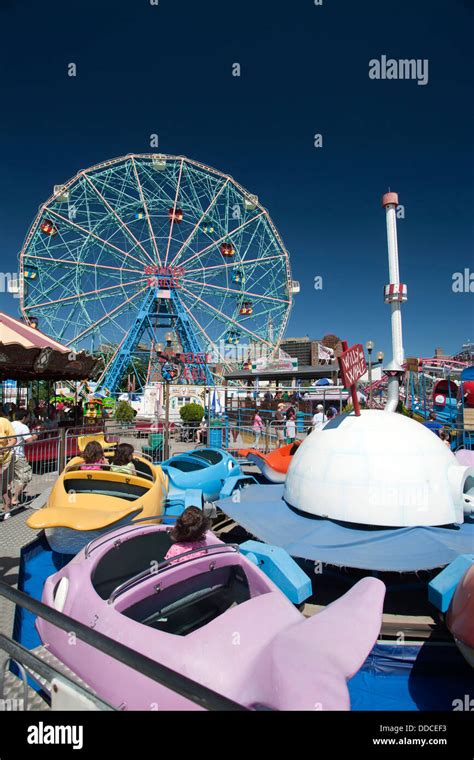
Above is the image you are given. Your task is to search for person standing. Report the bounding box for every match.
[274,403,285,446]
[285,409,296,444]
[439,429,451,449]
[324,407,338,426]
[423,411,443,437]
[312,404,327,431]
[252,411,264,448]
[11,410,37,506]
[0,411,17,517]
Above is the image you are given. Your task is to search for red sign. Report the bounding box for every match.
[145,265,184,289]
[338,342,366,416]
[339,344,366,387]
[156,351,209,384]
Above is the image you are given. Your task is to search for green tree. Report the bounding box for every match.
[114,400,136,423]
[179,403,204,423]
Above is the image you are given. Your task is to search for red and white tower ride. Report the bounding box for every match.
[382,191,407,411]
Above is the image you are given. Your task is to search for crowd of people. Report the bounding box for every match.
[0,398,87,518]
[0,406,38,518]
[251,401,341,448]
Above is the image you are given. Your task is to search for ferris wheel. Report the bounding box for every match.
[19,154,296,392]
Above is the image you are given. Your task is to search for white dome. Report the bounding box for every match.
[284,410,473,527]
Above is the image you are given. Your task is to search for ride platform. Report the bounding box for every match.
[217,484,474,572]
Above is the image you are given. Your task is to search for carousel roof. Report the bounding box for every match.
[0,312,102,381]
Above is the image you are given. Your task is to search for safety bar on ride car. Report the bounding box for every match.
[107,544,241,605]
[0,580,249,711]
[64,462,155,482]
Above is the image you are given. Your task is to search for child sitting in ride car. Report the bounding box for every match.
[80,441,107,471]
[165,506,211,564]
[110,443,136,476]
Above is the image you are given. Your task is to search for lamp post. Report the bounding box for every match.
[377,351,384,404]
[162,332,175,460]
[366,340,374,406]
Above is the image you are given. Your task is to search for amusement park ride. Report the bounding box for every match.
[18,154,299,394]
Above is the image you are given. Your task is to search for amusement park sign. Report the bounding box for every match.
[338,341,366,416]
[339,344,366,387]
[157,351,209,384]
[145,265,184,289]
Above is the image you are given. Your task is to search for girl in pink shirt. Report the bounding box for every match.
[165,507,212,564]
[80,441,107,471]
[252,412,264,448]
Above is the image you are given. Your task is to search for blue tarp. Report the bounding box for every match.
[461,365,474,381]
[348,642,473,710]
[218,485,474,571]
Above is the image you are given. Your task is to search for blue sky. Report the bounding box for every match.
[0,0,472,360]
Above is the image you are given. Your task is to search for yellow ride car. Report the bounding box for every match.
[27,449,168,555]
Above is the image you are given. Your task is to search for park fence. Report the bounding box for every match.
[0,432,61,515]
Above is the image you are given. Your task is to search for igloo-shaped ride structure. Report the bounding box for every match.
[284,410,473,528]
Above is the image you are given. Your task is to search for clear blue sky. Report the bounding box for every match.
[0,0,472,360]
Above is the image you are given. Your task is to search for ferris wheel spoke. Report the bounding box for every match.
[23,255,143,276]
[169,178,229,268]
[178,212,265,269]
[82,173,156,267]
[130,157,161,265]
[23,278,148,311]
[163,159,184,267]
[179,284,273,348]
[44,209,147,269]
[65,285,148,346]
[184,253,285,276]
[177,299,228,366]
[181,278,290,305]
[24,262,84,307]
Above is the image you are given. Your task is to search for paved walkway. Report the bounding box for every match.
[0,509,32,643]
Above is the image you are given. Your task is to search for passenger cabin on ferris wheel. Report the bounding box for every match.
[239,301,253,316]
[220,242,235,257]
[226,331,241,345]
[40,219,58,236]
[168,207,183,223]
[201,219,215,234]
[232,268,245,284]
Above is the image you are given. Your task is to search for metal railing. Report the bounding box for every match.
[0,432,61,517]
[0,634,116,711]
[0,580,249,711]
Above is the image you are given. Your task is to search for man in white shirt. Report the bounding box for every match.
[11,410,37,506]
[312,404,327,431]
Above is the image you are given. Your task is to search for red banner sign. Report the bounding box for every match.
[339,344,367,387]
[145,265,184,289]
[338,342,366,416]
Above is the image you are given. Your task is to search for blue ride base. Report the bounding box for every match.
[218,484,474,572]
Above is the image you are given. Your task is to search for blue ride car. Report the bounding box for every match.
[161,447,256,505]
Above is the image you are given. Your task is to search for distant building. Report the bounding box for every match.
[280,337,313,365]
[454,342,474,363]
[280,336,339,367]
